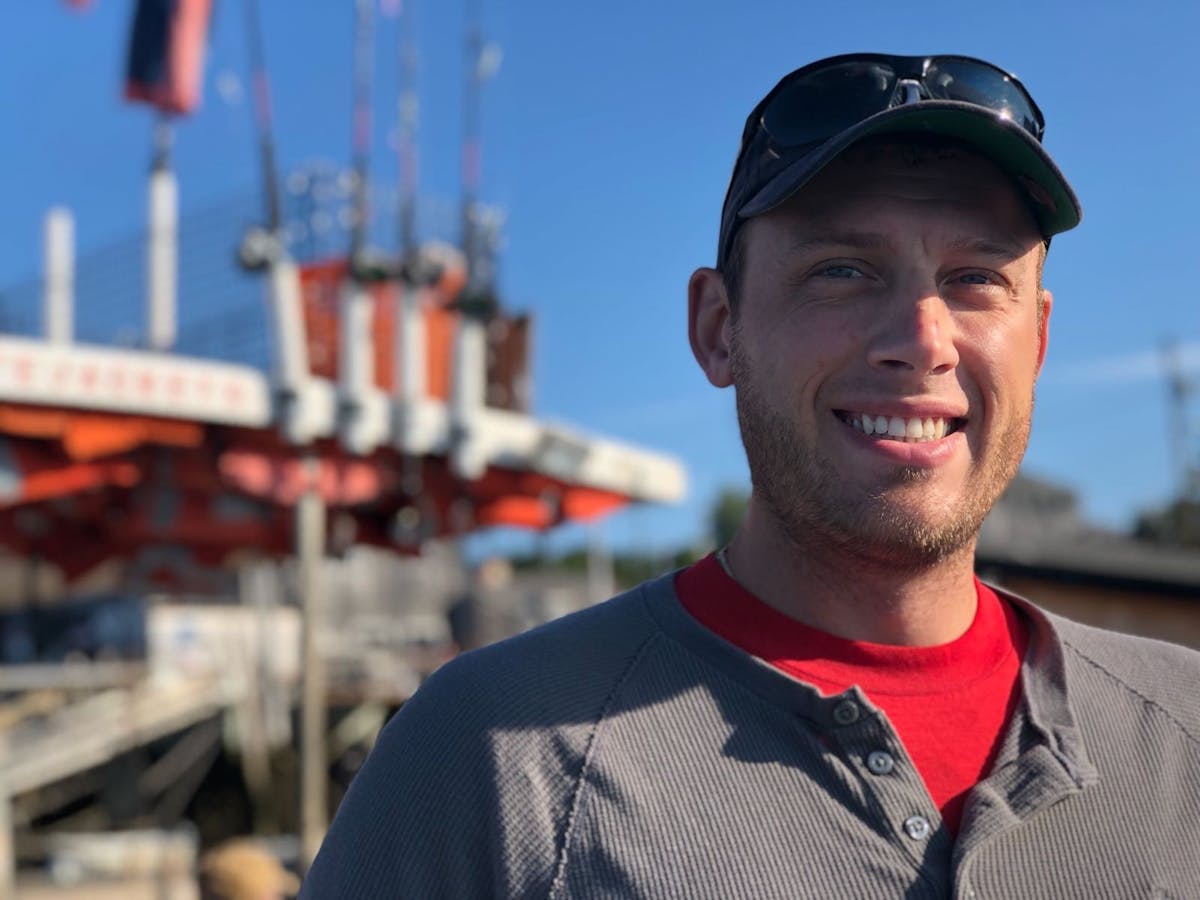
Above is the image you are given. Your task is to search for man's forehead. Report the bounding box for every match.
[756,145,1043,247]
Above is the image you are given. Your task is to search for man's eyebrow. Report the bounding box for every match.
[781,233,1035,260]
[783,231,890,254]
[944,236,1030,261]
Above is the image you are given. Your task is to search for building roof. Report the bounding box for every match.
[977,474,1200,596]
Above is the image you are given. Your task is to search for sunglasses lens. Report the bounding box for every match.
[759,57,1043,150]
[925,60,1043,137]
[761,61,897,147]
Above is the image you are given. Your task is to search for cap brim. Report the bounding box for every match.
[737,101,1081,238]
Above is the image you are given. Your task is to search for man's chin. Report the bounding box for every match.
[781,499,983,569]
[847,517,978,568]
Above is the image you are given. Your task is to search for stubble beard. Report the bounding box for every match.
[729,337,1031,572]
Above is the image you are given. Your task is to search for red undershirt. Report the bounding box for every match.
[675,554,1029,834]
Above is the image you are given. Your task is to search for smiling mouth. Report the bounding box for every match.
[835,410,966,444]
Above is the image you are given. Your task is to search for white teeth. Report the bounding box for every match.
[846,412,955,443]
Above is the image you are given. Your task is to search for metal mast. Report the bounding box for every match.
[349,0,375,267]
[243,0,282,234]
[396,0,420,262]
[459,0,499,318]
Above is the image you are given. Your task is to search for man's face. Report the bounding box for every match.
[722,144,1049,567]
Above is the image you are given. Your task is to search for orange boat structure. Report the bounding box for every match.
[0,205,685,588]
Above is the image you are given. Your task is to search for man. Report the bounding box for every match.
[302,54,1200,898]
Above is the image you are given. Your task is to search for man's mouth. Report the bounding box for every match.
[835,410,966,444]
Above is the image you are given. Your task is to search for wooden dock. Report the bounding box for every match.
[0,668,241,896]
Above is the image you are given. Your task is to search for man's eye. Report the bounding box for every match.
[819,265,863,278]
[954,272,994,286]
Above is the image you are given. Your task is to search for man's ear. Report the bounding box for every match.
[688,267,734,388]
[1035,288,1053,376]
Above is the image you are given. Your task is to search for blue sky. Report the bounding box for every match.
[5,1,1199,557]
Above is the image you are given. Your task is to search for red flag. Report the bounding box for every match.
[124,0,213,115]
[64,0,96,10]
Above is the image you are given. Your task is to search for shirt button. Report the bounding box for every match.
[832,700,860,725]
[866,750,895,775]
[903,815,932,840]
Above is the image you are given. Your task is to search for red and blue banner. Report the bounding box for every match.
[125,0,213,115]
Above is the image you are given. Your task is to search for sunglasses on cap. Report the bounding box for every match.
[717,53,1081,270]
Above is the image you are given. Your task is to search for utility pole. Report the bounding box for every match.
[242,0,329,872]
[0,779,13,900]
[297,455,328,872]
[1163,341,1200,500]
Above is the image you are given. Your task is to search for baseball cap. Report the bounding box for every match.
[717,53,1082,270]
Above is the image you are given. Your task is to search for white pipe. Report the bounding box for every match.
[393,282,426,456]
[267,251,322,445]
[42,207,74,343]
[450,316,487,479]
[398,283,426,401]
[338,280,378,455]
[340,281,374,397]
[147,167,178,351]
[270,254,309,388]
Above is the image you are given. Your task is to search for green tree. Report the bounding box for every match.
[710,486,749,549]
[1134,497,1200,548]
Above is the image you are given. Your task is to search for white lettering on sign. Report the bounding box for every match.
[0,337,272,428]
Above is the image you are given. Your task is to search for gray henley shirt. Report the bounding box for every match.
[302,573,1200,899]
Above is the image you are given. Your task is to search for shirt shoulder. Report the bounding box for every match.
[1045,607,1200,742]
[301,581,669,899]
[422,579,664,714]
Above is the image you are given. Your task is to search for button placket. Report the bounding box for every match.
[821,691,947,871]
[825,696,945,868]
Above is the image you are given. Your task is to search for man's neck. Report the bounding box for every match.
[723,506,980,647]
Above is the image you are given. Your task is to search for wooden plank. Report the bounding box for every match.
[0,677,236,796]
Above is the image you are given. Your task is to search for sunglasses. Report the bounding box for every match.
[717,53,1077,269]
[744,53,1045,155]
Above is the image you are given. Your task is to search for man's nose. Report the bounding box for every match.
[865,287,960,376]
